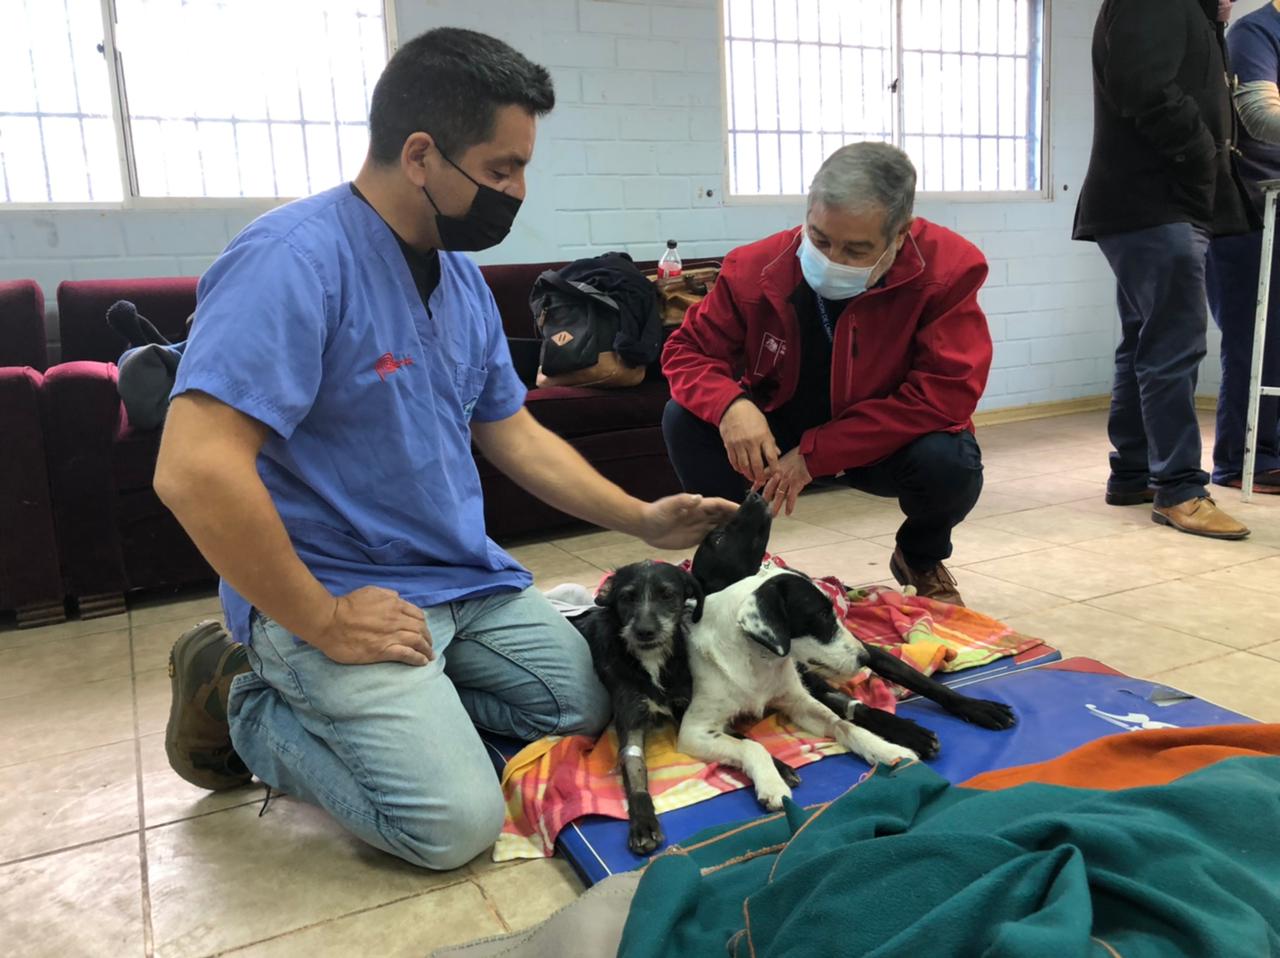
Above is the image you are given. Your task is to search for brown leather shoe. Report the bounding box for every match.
[889,547,965,606]
[1151,496,1250,540]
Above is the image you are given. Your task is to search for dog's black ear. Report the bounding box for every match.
[683,571,705,623]
[737,578,791,657]
[594,574,617,607]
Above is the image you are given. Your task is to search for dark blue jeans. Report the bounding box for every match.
[661,400,983,568]
[1206,229,1280,483]
[1097,223,1211,507]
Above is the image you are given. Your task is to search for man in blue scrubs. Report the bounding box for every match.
[155,28,734,870]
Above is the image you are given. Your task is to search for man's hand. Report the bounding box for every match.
[759,448,812,517]
[474,408,736,550]
[635,494,739,550]
[719,398,780,486]
[306,586,434,666]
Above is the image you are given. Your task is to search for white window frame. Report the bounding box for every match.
[718,0,1054,205]
[2,0,398,211]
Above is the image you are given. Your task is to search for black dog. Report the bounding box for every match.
[573,559,798,854]
[690,493,1016,759]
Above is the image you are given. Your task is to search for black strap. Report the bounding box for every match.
[534,269,617,305]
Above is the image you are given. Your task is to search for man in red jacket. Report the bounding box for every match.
[662,142,991,605]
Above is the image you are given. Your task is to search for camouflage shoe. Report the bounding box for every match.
[165,620,253,790]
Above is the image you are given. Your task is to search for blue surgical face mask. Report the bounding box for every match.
[797,229,893,300]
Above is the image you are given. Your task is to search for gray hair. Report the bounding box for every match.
[807,142,917,240]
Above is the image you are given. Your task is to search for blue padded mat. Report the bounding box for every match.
[482,656,1255,886]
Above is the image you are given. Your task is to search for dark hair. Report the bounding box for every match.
[368,28,554,165]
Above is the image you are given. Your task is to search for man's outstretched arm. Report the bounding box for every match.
[471,408,737,548]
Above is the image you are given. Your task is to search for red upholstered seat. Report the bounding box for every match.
[0,281,62,622]
[0,367,63,622]
[524,380,671,438]
[0,279,49,371]
[57,277,198,363]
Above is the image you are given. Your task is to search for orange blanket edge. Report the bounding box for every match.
[961,723,1280,792]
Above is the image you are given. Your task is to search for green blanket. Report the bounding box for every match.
[618,758,1280,958]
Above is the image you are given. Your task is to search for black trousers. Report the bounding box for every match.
[661,400,984,567]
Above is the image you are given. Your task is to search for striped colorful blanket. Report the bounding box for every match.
[493,557,1044,861]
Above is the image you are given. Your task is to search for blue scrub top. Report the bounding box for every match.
[1230,4,1280,190]
[172,183,532,644]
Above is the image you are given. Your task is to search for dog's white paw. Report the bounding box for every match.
[866,740,919,768]
[754,774,792,811]
[837,720,920,768]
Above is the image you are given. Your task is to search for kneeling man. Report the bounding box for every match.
[662,142,993,606]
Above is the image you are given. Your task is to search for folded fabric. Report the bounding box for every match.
[494,564,1045,861]
[618,739,1280,958]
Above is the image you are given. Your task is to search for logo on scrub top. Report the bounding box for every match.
[374,352,415,381]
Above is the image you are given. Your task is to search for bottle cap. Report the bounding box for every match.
[666,239,677,248]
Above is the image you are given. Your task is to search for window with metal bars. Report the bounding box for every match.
[0,0,390,204]
[723,0,1047,198]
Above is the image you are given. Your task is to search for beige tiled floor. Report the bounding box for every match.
[3,409,1279,957]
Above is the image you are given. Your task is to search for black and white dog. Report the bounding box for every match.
[575,561,702,854]
[679,494,1016,810]
[574,559,797,854]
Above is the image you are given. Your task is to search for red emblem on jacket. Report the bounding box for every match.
[374,352,414,382]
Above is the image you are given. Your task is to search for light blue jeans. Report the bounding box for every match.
[227,586,611,870]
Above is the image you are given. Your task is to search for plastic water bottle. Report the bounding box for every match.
[657,239,682,279]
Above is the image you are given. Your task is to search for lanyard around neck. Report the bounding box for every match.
[814,296,837,343]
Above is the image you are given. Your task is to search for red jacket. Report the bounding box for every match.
[662,219,992,478]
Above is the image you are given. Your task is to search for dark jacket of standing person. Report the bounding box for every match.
[1073,0,1256,240]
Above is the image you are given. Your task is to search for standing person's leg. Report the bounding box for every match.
[1207,231,1280,488]
[1098,273,1153,503]
[1097,224,1209,503]
[839,430,984,605]
[441,585,611,742]
[1096,224,1246,537]
[227,609,507,870]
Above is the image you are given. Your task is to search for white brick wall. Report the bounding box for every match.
[0,0,1224,406]
[0,208,246,350]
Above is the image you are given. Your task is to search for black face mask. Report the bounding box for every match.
[421,144,522,252]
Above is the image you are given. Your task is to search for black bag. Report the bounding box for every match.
[529,252,661,389]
